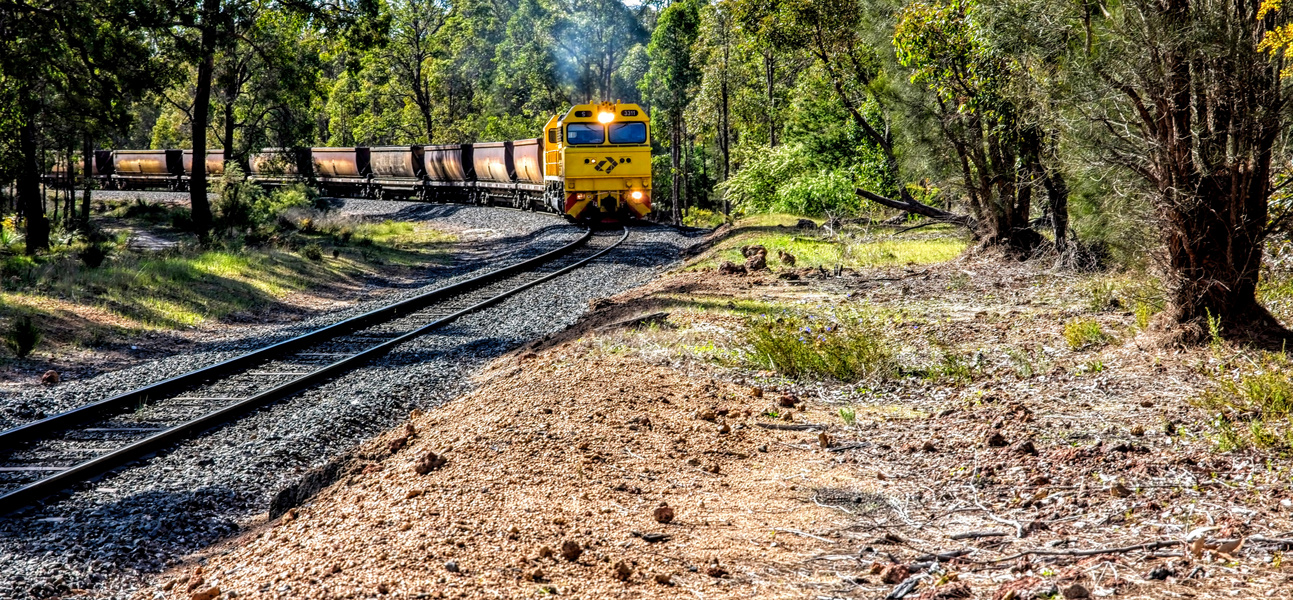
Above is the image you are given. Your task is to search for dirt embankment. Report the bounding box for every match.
[144,248,1293,600]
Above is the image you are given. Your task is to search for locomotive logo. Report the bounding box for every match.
[594,157,620,174]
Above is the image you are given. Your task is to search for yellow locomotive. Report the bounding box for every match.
[544,101,652,221]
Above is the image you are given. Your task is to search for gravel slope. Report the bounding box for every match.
[0,202,705,599]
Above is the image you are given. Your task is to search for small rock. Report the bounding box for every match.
[1062,583,1090,599]
[686,457,701,466]
[818,431,833,448]
[653,572,673,585]
[190,587,220,600]
[704,463,721,474]
[1164,420,1177,435]
[653,504,675,524]
[523,568,546,582]
[745,253,767,271]
[612,561,632,581]
[445,560,459,573]
[1139,400,1154,408]
[538,546,554,559]
[561,540,582,561]
[698,409,717,421]
[879,563,910,584]
[40,370,59,386]
[757,444,768,453]
[718,422,731,434]
[414,451,447,474]
[1130,424,1145,436]
[1011,440,1037,455]
[405,489,422,499]
[388,436,408,453]
[986,432,1009,447]
[751,387,763,398]
[705,565,729,578]
[1110,482,1132,498]
[1146,566,1173,580]
[741,244,768,258]
[376,582,389,595]
[778,393,797,408]
[921,441,937,453]
[718,260,747,275]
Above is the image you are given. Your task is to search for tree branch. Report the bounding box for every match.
[856,188,976,232]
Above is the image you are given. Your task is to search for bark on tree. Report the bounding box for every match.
[189,0,220,238]
[671,120,681,224]
[80,136,93,229]
[18,108,49,254]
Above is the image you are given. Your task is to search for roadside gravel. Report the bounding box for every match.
[0,206,705,599]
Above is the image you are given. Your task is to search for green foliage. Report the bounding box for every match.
[1197,352,1293,450]
[4,314,43,358]
[719,144,866,216]
[746,310,896,381]
[213,165,313,235]
[838,406,857,426]
[300,243,324,262]
[1063,318,1110,350]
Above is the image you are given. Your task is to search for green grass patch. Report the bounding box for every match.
[1195,352,1293,451]
[745,309,897,382]
[692,230,966,271]
[1063,318,1111,350]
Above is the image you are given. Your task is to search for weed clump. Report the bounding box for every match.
[1196,352,1293,450]
[300,243,324,262]
[4,315,43,358]
[1063,318,1110,350]
[78,243,111,268]
[746,310,895,381]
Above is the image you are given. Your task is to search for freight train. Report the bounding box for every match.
[51,101,652,222]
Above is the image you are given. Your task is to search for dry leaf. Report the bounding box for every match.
[1189,538,1206,558]
[1216,538,1244,554]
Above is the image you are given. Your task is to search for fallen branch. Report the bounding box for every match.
[855,188,976,231]
[755,422,826,431]
[977,540,1183,563]
[827,442,871,452]
[950,531,1007,540]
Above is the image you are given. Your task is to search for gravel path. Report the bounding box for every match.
[0,202,705,599]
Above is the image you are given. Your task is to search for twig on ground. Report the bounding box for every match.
[774,528,837,544]
[976,540,1183,563]
[967,485,1024,538]
[950,531,1007,541]
[755,422,827,431]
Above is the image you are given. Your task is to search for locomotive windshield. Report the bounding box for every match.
[566,123,605,145]
[609,122,647,144]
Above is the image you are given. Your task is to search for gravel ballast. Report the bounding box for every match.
[0,202,704,599]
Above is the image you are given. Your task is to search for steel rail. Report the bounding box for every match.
[0,227,627,513]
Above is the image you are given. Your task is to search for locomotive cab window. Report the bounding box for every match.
[609,122,647,144]
[566,123,605,145]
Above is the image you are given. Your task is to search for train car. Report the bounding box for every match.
[543,101,651,220]
[370,146,425,199]
[312,147,371,197]
[113,149,184,190]
[249,147,313,187]
[422,144,474,202]
[182,150,226,189]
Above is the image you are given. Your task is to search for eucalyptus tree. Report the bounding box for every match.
[642,0,702,224]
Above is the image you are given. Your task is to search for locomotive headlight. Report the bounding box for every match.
[597,112,615,124]
[630,190,643,200]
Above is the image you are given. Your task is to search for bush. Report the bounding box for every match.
[4,315,43,358]
[1196,352,1293,450]
[1063,318,1110,350]
[746,310,895,381]
[214,166,314,235]
[300,243,324,262]
[78,243,110,268]
[719,143,868,216]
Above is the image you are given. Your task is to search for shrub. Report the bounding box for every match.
[300,243,324,262]
[1196,352,1293,450]
[1063,318,1110,350]
[4,315,43,358]
[78,244,110,268]
[746,310,895,381]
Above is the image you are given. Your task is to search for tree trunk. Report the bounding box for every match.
[1044,171,1069,256]
[80,136,93,229]
[720,38,731,216]
[671,120,681,225]
[189,0,220,238]
[765,52,776,147]
[18,112,49,254]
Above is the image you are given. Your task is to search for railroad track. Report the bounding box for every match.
[0,226,629,514]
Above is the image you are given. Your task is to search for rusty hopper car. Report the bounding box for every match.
[249,148,313,187]
[422,144,474,202]
[113,149,184,190]
[182,150,226,178]
[370,146,425,198]
[312,147,371,197]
